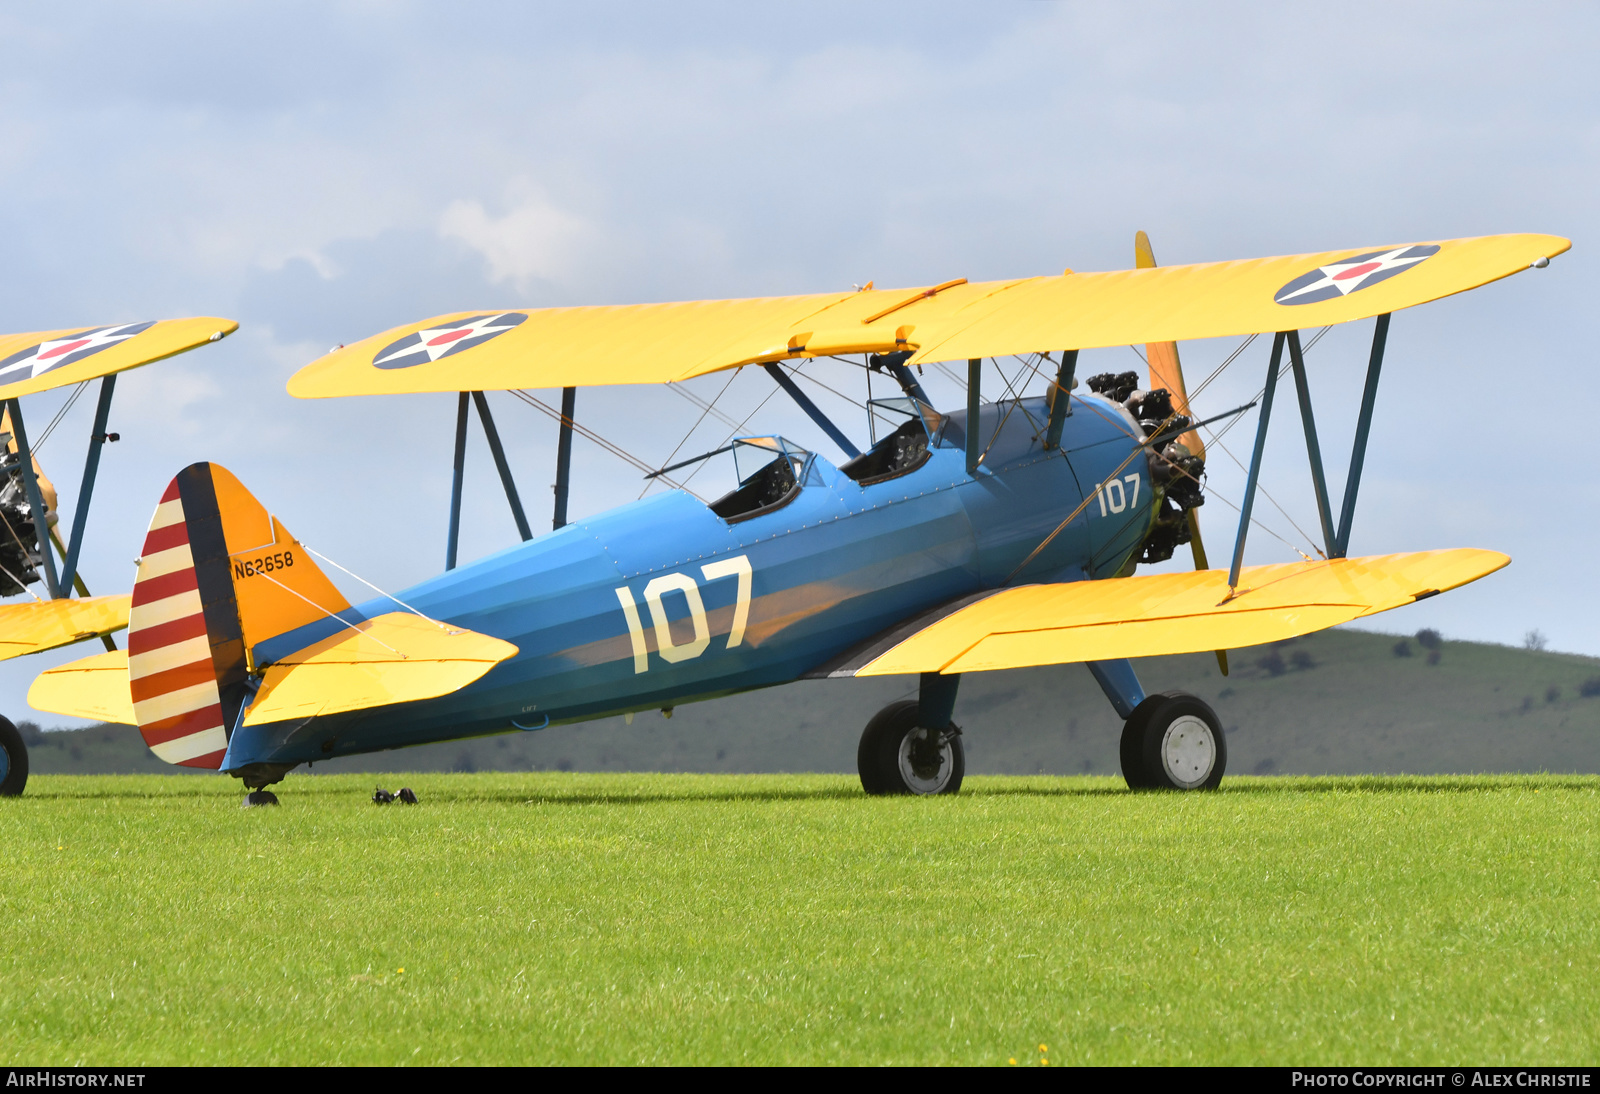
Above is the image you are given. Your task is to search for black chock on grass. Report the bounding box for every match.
[372,787,418,805]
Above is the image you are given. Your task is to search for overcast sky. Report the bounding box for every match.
[2,1,1596,724]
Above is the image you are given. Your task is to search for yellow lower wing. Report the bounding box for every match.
[857,549,1507,676]
[28,648,134,722]
[0,595,130,663]
[28,612,519,729]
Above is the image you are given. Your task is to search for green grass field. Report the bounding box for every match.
[3,772,1598,1065]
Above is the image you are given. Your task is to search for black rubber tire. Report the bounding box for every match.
[243,790,279,807]
[1123,691,1226,791]
[857,699,965,796]
[1118,694,1167,789]
[0,715,29,798]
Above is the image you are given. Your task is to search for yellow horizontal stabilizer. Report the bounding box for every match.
[0,595,130,663]
[29,648,135,723]
[287,234,1566,398]
[857,549,1508,676]
[243,612,519,724]
[0,317,238,401]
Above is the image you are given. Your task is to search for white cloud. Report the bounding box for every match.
[439,186,590,291]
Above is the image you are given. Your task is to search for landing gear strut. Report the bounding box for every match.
[1119,691,1226,790]
[0,715,28,797]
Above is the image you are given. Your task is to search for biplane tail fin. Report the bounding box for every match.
[50,462,521,766]
[124,463,352,767]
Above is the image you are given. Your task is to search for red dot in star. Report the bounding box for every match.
[1332,261,1381,282]
[426,329,474,347]
[37,339,90,361]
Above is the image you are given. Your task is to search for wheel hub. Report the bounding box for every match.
[1160,714,1215,789]
[898,728,953,794]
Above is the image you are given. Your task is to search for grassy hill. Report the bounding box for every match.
[19,627,1600,778]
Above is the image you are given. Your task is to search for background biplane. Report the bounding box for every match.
[25,232,1566,803]
[0,317,236,795]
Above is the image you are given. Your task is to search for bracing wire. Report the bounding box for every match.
[975,354,1051,467]
[932,360,986,400]
[645,371,742,498]
[1199,428,1325,559]
[665,373,742,431]
[31,382,89,453]
[790,363,870,411]
[677,381,785,491]
[300,543,463,637]
[237,563,407,656]
[1206,327,1332,447]
[508,389,705,501]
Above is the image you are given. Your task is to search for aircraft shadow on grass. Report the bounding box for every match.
[19,773,1595,809]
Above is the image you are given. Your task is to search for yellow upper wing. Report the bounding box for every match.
[0,317,238,401]
[0,595,129,663]
[851,549,1507,676]
[287,234,1566,398]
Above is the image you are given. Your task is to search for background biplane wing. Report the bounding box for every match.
[820,549,1507,677]
[27,647,132,723]
[28,615,516,731]
[286,233,1567,397]
[0,594,129,663]
[0,317,238,402]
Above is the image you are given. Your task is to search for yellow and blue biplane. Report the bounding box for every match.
[0,316,236,795]
[19,232,1568,803]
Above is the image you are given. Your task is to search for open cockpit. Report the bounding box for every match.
[838,397,942,485]
[705,437,811,523]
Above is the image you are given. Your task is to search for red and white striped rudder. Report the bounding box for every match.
[127,467,250,768]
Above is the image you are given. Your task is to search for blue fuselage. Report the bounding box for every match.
[224,394,1156,769]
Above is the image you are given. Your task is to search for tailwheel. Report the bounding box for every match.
[1119,691,1226,791]
[857,698,965,796]
[243,790,280,808]
[0,715,28,798]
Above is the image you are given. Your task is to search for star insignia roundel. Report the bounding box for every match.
[0,321,156,385]
[371,312,528,370]
[1273,244,1441,306]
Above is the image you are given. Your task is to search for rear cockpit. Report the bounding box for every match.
[838,397,941,485]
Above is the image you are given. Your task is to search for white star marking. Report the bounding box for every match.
[372,314,523,367]
[0,323,150,383]
[1276,247,1433,303]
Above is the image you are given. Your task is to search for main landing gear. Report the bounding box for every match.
[1119,691,1226,791]
[852,661,1227,795]
[0,715,28,797]
[857,700,965,795]
[858,672,965,795]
